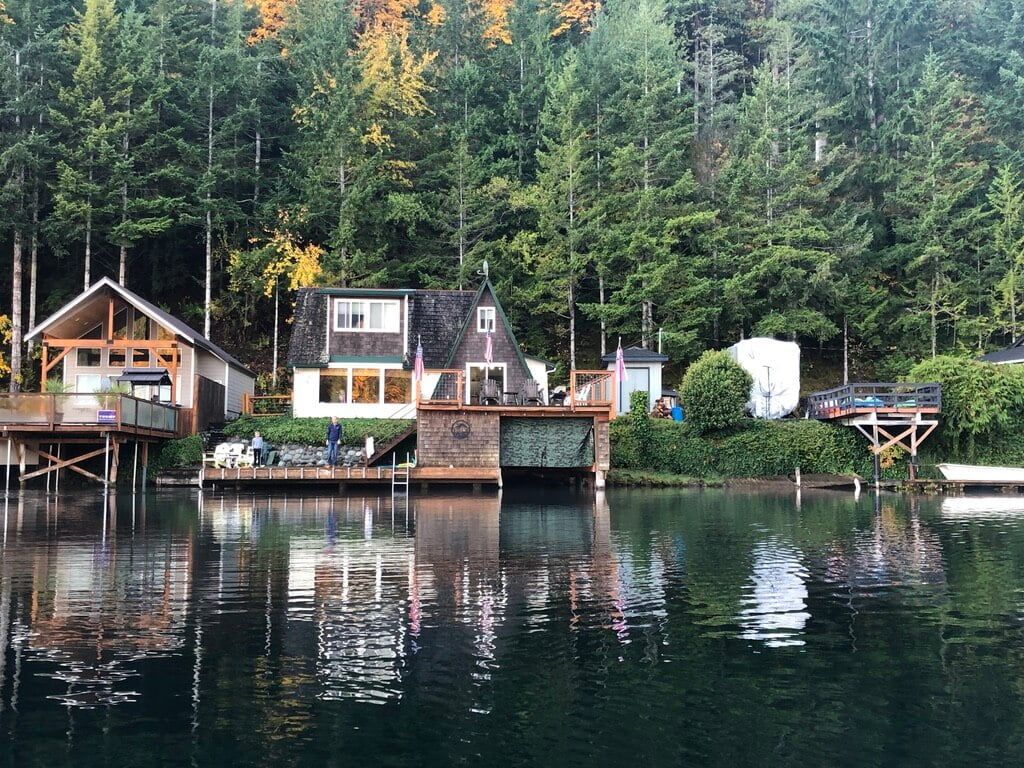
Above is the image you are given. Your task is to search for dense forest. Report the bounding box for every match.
[1,0,1022,391]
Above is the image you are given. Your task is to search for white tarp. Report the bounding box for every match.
[727,338,800,419]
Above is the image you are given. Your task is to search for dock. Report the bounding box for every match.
[196,464,502,489]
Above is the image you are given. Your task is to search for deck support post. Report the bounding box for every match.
[104,433,111,489]
[141,441,149,488]
[4,437,10,496]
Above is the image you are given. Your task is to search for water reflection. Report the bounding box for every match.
[4,488,1024,767]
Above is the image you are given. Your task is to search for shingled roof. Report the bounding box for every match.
[287,288,329,366]
[409,290,478,367]
[288,287,480,367]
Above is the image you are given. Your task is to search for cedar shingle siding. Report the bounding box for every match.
[289,282,534,391]
[287,288,329,366]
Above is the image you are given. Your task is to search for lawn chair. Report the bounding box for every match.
[522,379,542,406]
[480,378,500,405]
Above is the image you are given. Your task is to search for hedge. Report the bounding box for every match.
[222,415,415,446]
[611,417,870,478]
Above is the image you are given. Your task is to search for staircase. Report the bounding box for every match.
[368,424,417,467]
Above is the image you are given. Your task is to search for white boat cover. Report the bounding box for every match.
[727,338,800,419]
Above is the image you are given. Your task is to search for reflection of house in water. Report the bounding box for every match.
[821,502,947,592]
[737,540,810,648]
[1,494,191,707]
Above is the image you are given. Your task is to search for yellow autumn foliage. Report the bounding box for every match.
[0,315,11,377]
[244,0,294,44]
[480,0,514,45]
[260,229,324,296]
[550,0,600,36]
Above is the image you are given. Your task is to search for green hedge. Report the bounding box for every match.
[678,350,752,434]
[222,415,415,446]
[150,435,203,472]
[611,417,869,478]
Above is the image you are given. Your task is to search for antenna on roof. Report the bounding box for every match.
[478,260,489,280]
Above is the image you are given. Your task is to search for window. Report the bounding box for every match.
[351,368,380,403]
[477,307,495,332]
[133,349,150,367]
[75,374,102,393]
[384,369,412,404]
[77,348,102,367]
[109,348,126,368]
[132,314,149,341]
[334,300,400,332]
[319,370,348,403]
[113,309,129,340]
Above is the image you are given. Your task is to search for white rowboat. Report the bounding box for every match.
[936,463,1024,483]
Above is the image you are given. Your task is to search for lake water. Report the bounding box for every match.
[2,487,1024,767]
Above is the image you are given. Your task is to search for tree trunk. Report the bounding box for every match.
[843,314,849,385]
[28,178,38,354]
[254,61,262,209]
[599,272,606,358]
[204,0,217,339]
[931,271,938,358]
[84,167,93,290]
[11,218,22,392]
[119,108,130,286]
[272,278,279,389]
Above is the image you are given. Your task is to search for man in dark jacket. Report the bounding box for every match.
[326,417,343,466]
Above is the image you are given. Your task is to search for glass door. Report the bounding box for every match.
[467,364,505,404]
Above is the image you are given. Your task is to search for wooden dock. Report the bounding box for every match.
[196,464,502,489]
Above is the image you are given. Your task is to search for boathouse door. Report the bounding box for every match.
[499,418,595,467]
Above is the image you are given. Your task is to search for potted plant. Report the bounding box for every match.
[44,377,70,423]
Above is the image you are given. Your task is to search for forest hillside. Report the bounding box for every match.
[1,0,1022,390]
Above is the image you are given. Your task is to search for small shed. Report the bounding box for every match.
[978,340,1024,365]
[601,346,669,415]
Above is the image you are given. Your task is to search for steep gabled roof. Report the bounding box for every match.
[409,290,477,368]
[443,280,531,377]
[25,276,253,375]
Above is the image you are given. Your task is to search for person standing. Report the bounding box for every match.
[252,431,266,466]
[326,416,343,466]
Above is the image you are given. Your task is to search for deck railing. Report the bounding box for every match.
[807,382,942,419]
[0,392,180,434]
[419,369,464,404]
[242,393,292,416]
[569,370,615,408]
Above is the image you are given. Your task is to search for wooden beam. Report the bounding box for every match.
[107,296,115,343]
[42,339,179,350]
[22,446,108,483]
[41,345,73,380]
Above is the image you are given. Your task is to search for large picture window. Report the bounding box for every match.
[384,369,412,404]
[319,370,348,403]
[351,368,381,403]
[334,300,400,333]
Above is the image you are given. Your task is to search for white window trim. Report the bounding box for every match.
[319,364,413,405]
[477,307,496,332]
[466,362,506,404]
[333,299,401,333]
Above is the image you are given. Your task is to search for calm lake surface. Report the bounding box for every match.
[2,486,1024,767]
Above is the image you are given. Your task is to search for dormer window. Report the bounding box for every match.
[477,307,495,332]
[334,299,400,333]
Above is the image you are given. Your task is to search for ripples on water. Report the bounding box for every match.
[4,488,1024,767]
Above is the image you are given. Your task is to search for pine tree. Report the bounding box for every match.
[987,165,1024,342]
[885,53,989,356]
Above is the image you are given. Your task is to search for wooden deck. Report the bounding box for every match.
[0,392,184,439]
[807,382,941,422]
[199,464,502,488]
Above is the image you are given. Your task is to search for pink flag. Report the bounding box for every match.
[414,338,424,382]
[615,339,627,384]
[484,329,493,364]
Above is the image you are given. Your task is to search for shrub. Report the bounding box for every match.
[908,356,1024,460]
[150,435,203,472]
[610,418,865,478]
[222,415,414,447]
[678,350,753,434]
[629,389,654,467]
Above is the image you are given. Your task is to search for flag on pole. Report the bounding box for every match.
[615,338,627,384]
[414,336,424,382]
[484,328,493,365]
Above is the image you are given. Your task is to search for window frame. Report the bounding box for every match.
[333,299,400,333]
[477,307,496,333]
